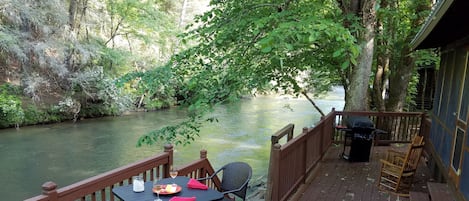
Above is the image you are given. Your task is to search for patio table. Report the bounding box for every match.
[112,176,223,201]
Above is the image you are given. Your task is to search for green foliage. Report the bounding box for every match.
[71,67,132,115]
[80,103,120,117]
[23,105,66,125]
[134,0,361,145]
[0,84,24,128]
[414,49,440,69]
[137,115,202,146]
[178,0,358,99]
[1,0,183,123]
[98,47,133,76]
[23,106,46,125]
[104,0,179,62]
[372,0,434,111]
[117,64,176,109]
[405,70,419,111]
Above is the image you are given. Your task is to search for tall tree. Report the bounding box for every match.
[373,0,432,112]
[337,0,377,111]
[177,0,357,103]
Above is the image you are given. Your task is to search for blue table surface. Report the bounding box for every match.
[112,176,223,201]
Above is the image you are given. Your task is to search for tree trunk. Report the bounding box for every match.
[69,0,78,30]
[380,0,431,112]
[385,47,414,112]
[343,0,377,111]
[179,0,188,28]
[372,55,388,111]
[372,0,392,112]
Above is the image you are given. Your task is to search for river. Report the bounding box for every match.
[0,90,344,201]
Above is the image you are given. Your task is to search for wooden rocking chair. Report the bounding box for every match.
[377,135,425,197]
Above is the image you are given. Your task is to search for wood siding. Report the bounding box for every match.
[429,44,469,201]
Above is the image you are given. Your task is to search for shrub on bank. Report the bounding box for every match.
[0,84,24,128]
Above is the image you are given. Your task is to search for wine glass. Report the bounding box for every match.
[153,184,162,201]
[169,167,178,184]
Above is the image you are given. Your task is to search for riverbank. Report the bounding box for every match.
[247,175,268,200]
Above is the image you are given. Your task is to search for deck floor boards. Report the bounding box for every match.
[295,144,432,201]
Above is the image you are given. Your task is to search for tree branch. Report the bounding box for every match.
[302,91,326,117]
[105,18,124,46]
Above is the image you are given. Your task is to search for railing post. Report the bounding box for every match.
[302,127,309,184]
[320,121,326,154]
[200,149,207,159]
[419,112,429,141]
[42,181,58,201]
[164,144,174,178]
[287,126,294,142]
[419,112,426,135]
[267,143,281,201]
[199,149,208,178]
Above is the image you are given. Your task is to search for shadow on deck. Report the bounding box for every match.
[292,144,433,201]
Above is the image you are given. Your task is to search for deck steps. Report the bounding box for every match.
[410,191,430,201]
[427,182,455,201]
[410,182,456,201]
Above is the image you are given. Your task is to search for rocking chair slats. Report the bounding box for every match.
[377,135,425,197]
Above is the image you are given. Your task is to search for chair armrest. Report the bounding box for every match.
[220,178,250,195]
[386,150,405,165]
[386,149,405,158]
[197,173,217,182]
[197,177,210,181]
[380,159,403,169]
[197,167,224,182]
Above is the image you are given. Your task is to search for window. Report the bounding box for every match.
[452,127,465,173]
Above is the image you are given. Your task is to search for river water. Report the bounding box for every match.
[0,91,344,201]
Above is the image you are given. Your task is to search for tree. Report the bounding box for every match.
[179,0,357,104]
[336,0,377,111]
[372,0,432,112]
[137,0,361,145]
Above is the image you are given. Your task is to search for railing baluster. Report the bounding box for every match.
[91,192,96,201]
[100,188,105,201]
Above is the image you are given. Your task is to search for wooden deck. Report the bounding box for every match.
[293,144,433,201]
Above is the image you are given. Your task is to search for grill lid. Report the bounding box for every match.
[345,116,375,129]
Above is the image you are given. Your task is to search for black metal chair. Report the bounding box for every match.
[198,162,252,201]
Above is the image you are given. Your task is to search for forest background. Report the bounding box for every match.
[0,0,438,145]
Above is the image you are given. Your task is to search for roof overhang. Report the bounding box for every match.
[411,0,469,50]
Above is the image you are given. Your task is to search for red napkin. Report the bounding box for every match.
[187,178,208,190]
[169,196,196,201]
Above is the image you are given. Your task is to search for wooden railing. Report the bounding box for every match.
[177,149,222,190]
[266,109,429,201]
[24,144,219,201]
[266,111,335,201]
[333,110,428,144]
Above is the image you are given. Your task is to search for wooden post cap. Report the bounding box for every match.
[164,144,173,152]
[42,181,57,194]
[200,149,207,159]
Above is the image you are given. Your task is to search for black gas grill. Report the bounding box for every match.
[341,116,376,162]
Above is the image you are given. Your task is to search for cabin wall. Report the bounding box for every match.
[429,44,469,200]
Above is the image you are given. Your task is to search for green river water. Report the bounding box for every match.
[0,91,344,201]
